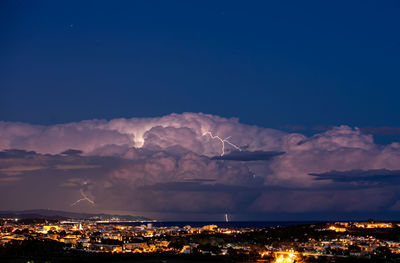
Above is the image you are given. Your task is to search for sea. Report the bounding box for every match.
[100,221,322,229]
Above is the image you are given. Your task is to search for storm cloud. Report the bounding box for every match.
[211,150,285,161]
[310,169,400,184]
[1,113,400,220]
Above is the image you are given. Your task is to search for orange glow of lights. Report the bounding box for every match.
[274,253,297,263]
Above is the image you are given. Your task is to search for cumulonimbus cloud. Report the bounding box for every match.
[0,113,400,219]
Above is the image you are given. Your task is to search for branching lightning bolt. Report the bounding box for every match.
[71,189,95,206]
[202,131,241,156]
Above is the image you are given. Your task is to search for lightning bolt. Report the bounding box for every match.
[71,188,95,206]
[202,131,241,156]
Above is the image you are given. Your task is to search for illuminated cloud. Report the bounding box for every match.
[0,113,287,156]
[1,113,400,220]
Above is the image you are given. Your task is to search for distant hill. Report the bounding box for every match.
[0,209,151,221]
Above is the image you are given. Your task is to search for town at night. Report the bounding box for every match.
[1,213,400,262]
[2,0,400,262]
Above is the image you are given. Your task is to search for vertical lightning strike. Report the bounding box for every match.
[71,189,95,206]
[225,213,229,223]
[202,131,241,156]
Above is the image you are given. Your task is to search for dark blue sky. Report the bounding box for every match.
[1,0,400,130]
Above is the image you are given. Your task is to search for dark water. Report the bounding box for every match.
[100,221,322,229]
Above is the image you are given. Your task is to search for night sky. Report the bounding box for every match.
[1,1,400,220]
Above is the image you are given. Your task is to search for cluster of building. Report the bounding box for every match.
[0,219,245,254]
[293,234,400,256]
[1,218,400,262]
[328,221,396,232]
[314,222,400,255]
